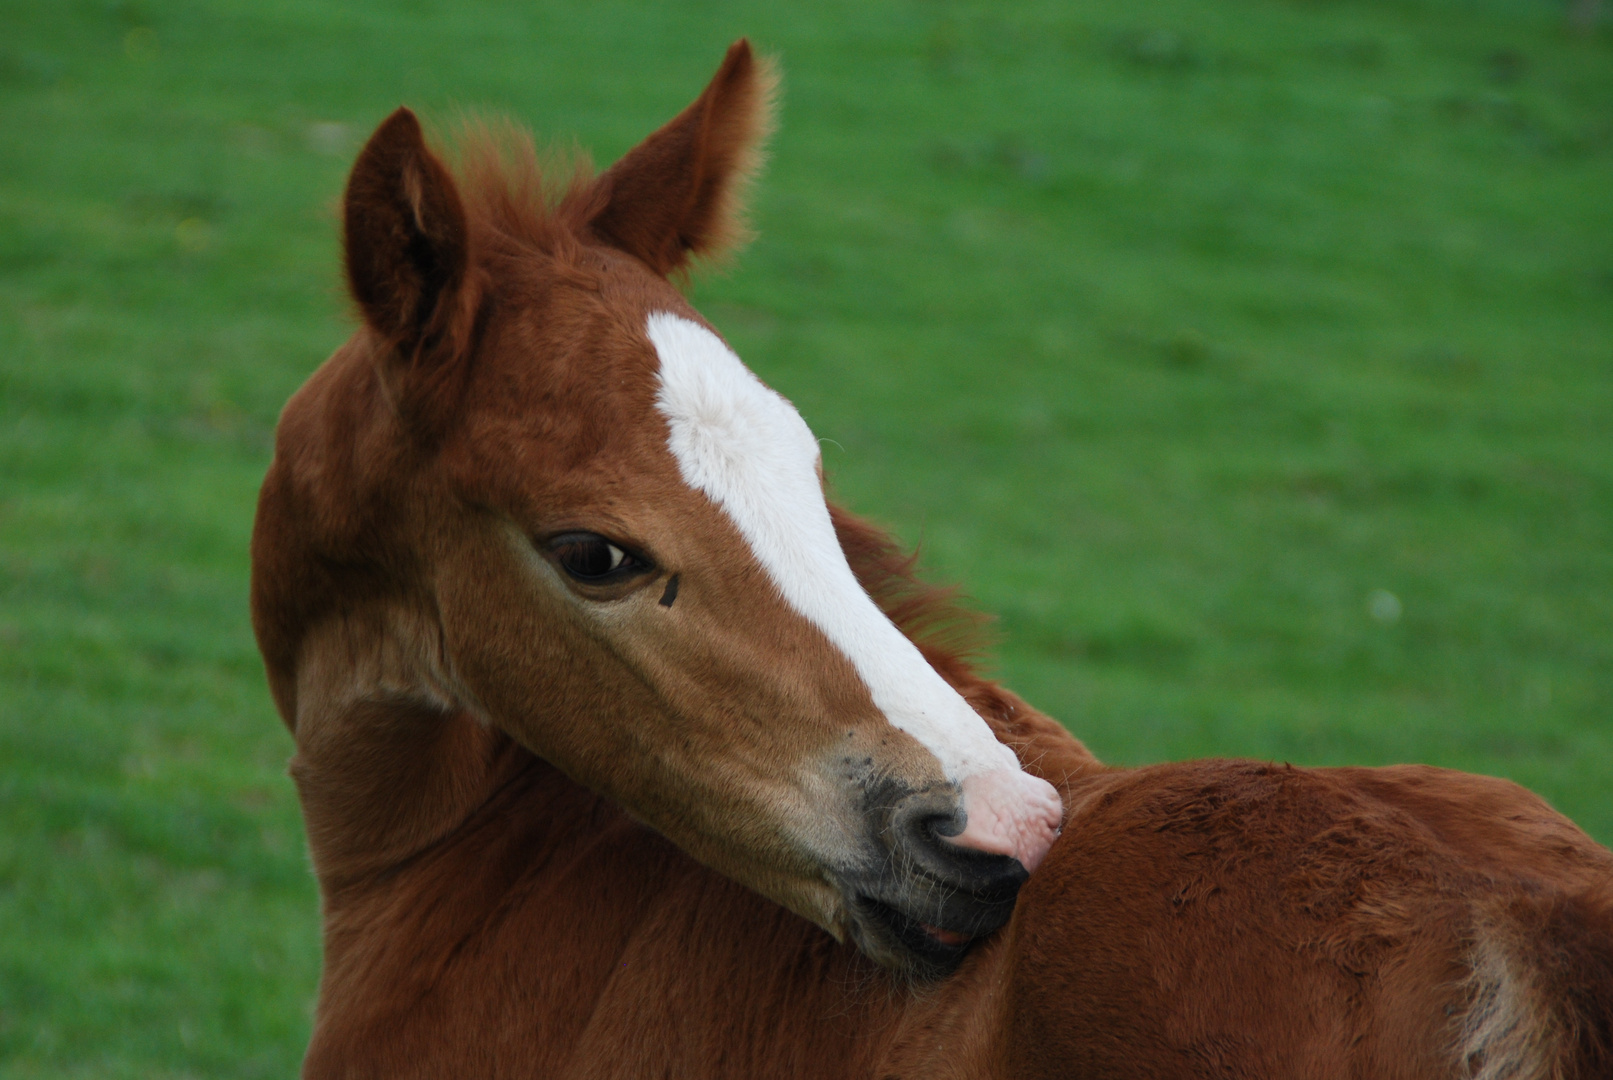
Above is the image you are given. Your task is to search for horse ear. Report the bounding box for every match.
[587,39,776,275]
[343,107,472,356]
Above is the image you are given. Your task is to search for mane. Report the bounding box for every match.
[444,116,601,265]
[829,503,995,691]
[830,502,1101,784]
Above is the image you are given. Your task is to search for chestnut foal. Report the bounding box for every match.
[251,41,1613,1079]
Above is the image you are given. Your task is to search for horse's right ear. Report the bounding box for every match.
[585,40,776,276]
[343,108,473,366]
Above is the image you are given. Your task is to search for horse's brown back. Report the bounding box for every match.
[1005,760,1613,1080]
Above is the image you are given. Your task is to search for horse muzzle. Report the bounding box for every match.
[837,782,1047,978]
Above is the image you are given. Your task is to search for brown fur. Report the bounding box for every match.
[251,41,1613,1078]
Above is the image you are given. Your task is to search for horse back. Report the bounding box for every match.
[1000,759,1613,1080]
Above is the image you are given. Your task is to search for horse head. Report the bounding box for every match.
[255,40,1062,979]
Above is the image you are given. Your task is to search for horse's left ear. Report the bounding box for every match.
[587,39,777,275]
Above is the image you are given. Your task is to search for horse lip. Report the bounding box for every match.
[918,921,973,948]
[852,894,982,972]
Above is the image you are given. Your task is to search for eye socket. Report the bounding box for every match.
[546,532,651,584]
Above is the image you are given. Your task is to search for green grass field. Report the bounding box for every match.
[1,0,1609,1073]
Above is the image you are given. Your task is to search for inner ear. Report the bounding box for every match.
[587,39,777,276]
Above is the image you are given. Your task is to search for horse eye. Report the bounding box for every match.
[548,533,645,583]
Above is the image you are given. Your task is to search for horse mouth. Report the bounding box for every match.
[852,895,983,973]
[838,783,1034,976]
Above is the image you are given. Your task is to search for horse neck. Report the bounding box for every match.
[297,734,1030,1078]
[277,582,531,901]
[280,589,1096,1074]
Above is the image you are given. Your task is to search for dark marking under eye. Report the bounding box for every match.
[659,573,681,608]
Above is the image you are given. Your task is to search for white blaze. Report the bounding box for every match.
[648,311,1021,782]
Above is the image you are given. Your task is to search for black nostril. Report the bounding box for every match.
[887,788,961,851]
[891,789,963,843]
[927,808,965,839]
[886,789,1029,905]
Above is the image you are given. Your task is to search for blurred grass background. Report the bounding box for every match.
[0,0,1608,1074]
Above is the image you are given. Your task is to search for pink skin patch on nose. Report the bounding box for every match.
[946,770,1064,873]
